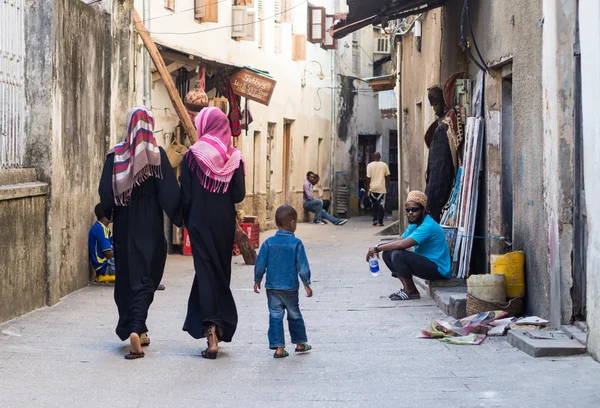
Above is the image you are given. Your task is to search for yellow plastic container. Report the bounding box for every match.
[490,251,525,298]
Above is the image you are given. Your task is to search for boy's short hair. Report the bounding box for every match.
[95,204,105,220]
[306,171,315,178]
[275,205,297,227]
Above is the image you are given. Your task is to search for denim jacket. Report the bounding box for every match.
[254,230,311,290]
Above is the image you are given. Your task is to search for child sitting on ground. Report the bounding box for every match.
[254,205,313,358]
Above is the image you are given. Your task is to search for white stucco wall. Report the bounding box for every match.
[579,0,600,361]
[133,0,337,225]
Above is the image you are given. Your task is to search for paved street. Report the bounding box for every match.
[1,218,599,408]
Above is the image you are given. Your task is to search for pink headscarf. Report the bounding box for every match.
[188,107,244,193]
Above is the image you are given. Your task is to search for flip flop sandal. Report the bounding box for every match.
[295,344,312,353]
[124,351,145,360]
[273,350,289,359]
[141,339,150,347]
[390,291,421,301]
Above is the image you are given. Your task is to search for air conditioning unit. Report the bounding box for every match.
[374,37,390,55]
[232,6,248,38]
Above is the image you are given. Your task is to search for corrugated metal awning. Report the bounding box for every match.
[331,0,445,39]
[378,90,397,119]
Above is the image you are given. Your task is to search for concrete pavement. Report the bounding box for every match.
[1,217,599,407]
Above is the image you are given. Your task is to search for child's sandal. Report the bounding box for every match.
[273,350,289,358]
[295,344,312,353]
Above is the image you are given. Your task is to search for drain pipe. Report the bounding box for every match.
[330,48,336,213]
[142,0,151,107]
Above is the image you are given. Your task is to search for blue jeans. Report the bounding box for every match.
[303,199,341,224]
[267,290,308,349]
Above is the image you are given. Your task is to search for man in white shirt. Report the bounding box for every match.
[366,152,391,226]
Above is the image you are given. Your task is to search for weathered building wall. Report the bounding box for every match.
[580,0,600,360]
[466,0,549,317]
[333,24,398,216]
[0,170,48,323]
[51,0,110,297]
[541,0,577,326]
[397,11,443,229]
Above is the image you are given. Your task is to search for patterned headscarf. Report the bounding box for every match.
[188,107,244,193]
[111,106,162,206]
[407,190,428,209]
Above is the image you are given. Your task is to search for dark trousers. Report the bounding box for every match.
[369,192,385,224]
[382,249,444,280]
[322,199,331,213]
[267,290,308,349]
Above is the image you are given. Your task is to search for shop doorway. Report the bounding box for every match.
[573,33,587,321]
[283,121,292,204]
[358,134,377,191]
[266,123,275,220]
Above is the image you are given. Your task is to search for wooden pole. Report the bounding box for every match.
[133,8,257,264]
[132,9,197,144]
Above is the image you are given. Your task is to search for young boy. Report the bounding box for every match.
[254,205,313,358]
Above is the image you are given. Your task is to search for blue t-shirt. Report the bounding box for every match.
[402,215,452,278]
[88,221,113,274]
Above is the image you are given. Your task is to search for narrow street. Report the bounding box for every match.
[1,219,598,408]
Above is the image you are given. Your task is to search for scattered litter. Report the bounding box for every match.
[420,311,508,345]
[488,325,508,336]
[515,316,549,326]
[1,327,21,337]
[489,317,515,327]
[440,334,486,345]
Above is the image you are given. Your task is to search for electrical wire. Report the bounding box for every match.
[137,0,308,36]
[460,0,492,75]
[140,0,231,24]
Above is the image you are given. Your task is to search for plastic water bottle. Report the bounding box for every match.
[369,259,380,277]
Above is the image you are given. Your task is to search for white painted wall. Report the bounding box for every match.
[579,0,600,361]
[133,0,337,223]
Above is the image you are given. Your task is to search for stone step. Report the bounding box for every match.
[431,286,467,319]
[507,330,587,358]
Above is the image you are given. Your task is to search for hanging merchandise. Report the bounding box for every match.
[184,65,209,122]
[216,71,242,137]
[240,100,253,131]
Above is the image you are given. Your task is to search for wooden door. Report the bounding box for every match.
[283,122,291,204]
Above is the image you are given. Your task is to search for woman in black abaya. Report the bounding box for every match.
[99,106,181,359]
[180,107,245,359]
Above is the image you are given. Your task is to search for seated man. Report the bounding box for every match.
[365,191,451,301]
[303,171,347,226]
[89,204,115,283]
[312,174,331,213]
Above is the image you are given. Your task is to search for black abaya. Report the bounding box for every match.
[99,147,181,341]
[179,154,245,342]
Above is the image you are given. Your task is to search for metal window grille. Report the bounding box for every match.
[1,0,25,168]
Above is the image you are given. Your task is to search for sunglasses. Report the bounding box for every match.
[405,207,421,213]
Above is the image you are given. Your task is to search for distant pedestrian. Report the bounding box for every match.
[254,205,313,358]
[180,107,246,360]
[303,171,347,226]
[366,152,390,226]
[99,106,182,360]
[88,204,115,283]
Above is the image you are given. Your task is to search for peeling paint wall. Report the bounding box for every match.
[397,10,444,225]
[579,0,600,360]
[51,0,111,298]
[541,0,577,327]
[465,0,551,318]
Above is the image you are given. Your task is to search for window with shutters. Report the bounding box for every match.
[164,0,175,12]
[244,11,256,41]
[275,0,291,23]
[292,34,306,61]
[195,0,218,23]
[321,14,336,49]
[234,0,254,6]
[231,6,247,37]
[274,23,282,53]
[258,11,264,48]
[307,6,325,44]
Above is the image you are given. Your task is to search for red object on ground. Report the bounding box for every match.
[239,222,260,249]
[183,228,192,255]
